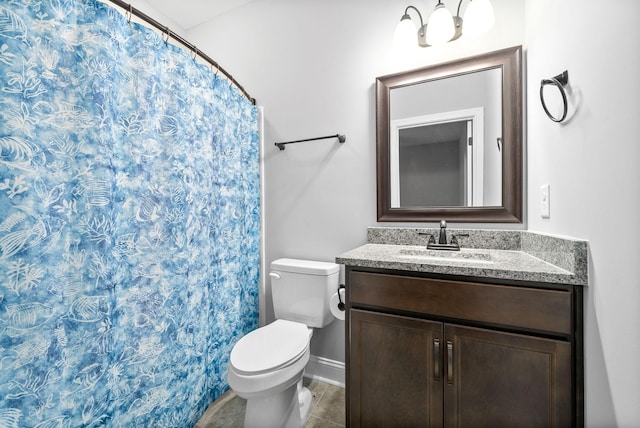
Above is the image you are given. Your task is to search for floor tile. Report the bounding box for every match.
[195,378,344,428]
[309,384,345,426]
[304,415,344,428]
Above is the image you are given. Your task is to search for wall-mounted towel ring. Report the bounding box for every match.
[540,70,569,123]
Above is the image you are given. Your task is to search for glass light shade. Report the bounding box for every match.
[393,16,417,50]
[463,0,495,37]
[426,3,455,46]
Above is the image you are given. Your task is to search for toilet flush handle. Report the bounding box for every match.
[269,272,281,280]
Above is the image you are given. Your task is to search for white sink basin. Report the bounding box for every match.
[396,249,495,265]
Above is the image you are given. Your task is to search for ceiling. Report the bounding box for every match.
[149,0,256,30]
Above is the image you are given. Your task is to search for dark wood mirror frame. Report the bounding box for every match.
[376,46,523,223]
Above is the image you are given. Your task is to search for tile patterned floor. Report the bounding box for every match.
[194,378,345,428]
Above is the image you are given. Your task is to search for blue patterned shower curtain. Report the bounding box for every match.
[0,0,260,426]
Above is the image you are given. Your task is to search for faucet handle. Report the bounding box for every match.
[450,233,469,249]
[440,220,447,229]
[418,231,437,246]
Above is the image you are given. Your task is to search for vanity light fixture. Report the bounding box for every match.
[394,0,495,48]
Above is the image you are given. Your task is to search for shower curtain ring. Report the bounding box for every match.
[126,4,132,23]
[192,47,198,60]
[163,26,170,44]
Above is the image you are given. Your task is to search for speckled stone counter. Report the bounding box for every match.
[336,227,588,286]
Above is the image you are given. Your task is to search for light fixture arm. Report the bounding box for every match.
[400,5,429,47]
[449,0,465,41]
[403,6,424,28]
[456,0,464,18]
[398,5,429,47]
[402,5,425,38]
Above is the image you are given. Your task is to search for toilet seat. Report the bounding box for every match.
[230,319,310,375]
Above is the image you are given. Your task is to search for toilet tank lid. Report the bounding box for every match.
[271,258,339,275]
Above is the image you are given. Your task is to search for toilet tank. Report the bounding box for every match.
[270,258,340,328]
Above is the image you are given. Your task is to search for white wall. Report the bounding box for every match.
[188,0,524,364]
[185,0,639,425]
[525,1,640,426]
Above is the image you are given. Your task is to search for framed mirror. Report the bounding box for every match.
[376,46,522,223]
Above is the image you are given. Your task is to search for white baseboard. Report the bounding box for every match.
[304,355,345,388]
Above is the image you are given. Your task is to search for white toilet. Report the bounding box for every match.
[227,258,339,428]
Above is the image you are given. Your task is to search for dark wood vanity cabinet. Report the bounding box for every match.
[346,269,583,428]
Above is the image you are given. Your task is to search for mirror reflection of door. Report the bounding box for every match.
[388,67,503,210]
[390,108,484,208]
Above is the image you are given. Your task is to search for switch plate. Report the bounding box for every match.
[540,184,550,218]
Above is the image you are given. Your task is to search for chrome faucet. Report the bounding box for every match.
[422,220,462,251]
[438,220,448,244]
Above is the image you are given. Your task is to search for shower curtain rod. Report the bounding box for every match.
[105,0,256,105]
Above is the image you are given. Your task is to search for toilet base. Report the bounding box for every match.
[243,378,312,428]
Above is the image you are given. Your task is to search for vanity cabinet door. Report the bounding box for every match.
[349,309,443,428]
[444,324,572,428]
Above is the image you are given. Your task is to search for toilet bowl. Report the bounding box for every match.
[227,258,340,428]
[228,320,314,427]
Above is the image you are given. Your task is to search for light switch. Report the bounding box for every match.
[540,184,550,218]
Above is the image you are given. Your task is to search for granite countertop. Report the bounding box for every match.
[335,228,589,286]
